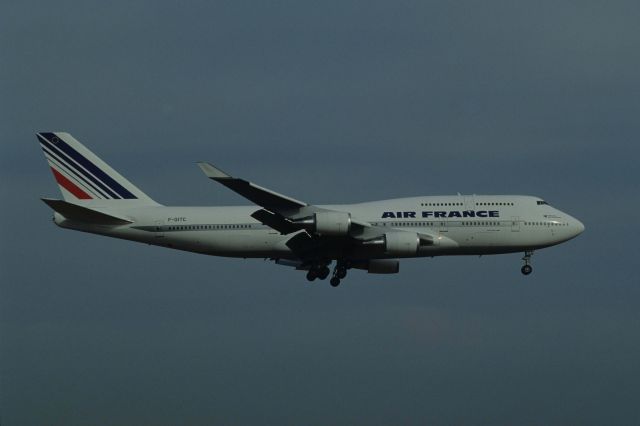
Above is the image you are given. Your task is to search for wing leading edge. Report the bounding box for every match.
[197,162,308,213]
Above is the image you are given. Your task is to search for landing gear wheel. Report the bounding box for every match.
[521,264,533,275]
[330,277,341,287]
[318,266,330,280]
[306,270,317,281]
[336,267,347,280]
[520,250,534,276]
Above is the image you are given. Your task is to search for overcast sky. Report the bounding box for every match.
[1,1,639,425]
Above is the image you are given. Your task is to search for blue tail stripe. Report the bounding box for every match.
[41,144,110,199]
[38,135,120,199]
[39,133,137,199]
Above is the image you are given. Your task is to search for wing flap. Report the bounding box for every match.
[284,232,318,255]
[250,209,299,234]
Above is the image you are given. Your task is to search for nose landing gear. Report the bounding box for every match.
[521,250,534,275]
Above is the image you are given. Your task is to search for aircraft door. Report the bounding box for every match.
[155,219,165,238]
[511,216,520,232]
[463,195,475,211]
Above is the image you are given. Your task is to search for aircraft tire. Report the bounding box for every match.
[336,267,347,279]
[319,266,330,280]
[330,277,340,287]
[521,265,533,275]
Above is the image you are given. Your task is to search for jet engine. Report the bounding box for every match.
[351,259,400,273]
[312,211,352,236]
[384,232,420,256]
[366,259,400,274]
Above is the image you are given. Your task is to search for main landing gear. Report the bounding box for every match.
[329,261,348,287]
[306,264,330,282]
[306,260,349,287]
[521,250,534,275]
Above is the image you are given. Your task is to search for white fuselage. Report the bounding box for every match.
[54,195,584,261]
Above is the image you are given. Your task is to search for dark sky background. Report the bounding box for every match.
[1,1,639,425]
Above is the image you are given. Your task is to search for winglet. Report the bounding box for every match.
[197,162,231,179]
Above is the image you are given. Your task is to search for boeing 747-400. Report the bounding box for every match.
[38,132,584,286]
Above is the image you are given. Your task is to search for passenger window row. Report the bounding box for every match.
[167,224,252,231]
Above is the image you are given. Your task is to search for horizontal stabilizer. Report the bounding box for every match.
[41,198,133,225]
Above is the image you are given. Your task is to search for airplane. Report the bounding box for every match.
[37,132,585,287]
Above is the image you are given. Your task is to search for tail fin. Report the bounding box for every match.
[37,132,159,205]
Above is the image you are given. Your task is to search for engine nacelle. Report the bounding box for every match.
[384,232,420,256]
[313,211,351,236]
[366,259,400,274]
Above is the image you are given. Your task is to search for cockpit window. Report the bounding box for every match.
[536,200,549,205]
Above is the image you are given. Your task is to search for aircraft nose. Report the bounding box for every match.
[574,218,585,235]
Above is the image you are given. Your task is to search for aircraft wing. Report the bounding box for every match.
[197,162,308,213]
[196,162,436,255]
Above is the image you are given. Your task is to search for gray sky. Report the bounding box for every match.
[1,1,639,425]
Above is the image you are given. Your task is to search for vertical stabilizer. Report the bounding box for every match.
[37,132,159,205]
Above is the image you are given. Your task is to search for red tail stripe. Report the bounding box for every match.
[51,167,92,199]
